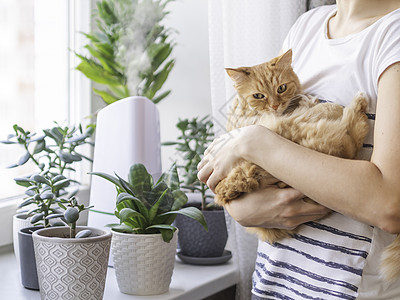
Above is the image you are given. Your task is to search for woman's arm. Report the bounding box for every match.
[199,62,400,233]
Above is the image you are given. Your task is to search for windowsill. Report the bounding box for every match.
[0,249,238,300]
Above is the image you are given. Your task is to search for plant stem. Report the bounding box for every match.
[200,182,206,210]
[23,143,41,167]
[70,222,76,238]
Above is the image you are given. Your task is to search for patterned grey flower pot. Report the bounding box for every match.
[174,208,228,258]
[32,226,111,300]
[111,230,178,296]
[18,226,44,290]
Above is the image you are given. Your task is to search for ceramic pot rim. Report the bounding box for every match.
[19,226,45,236]
[32,226,111,244]
[111,228,178,238]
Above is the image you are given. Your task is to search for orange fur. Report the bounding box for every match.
[216,50,369,246]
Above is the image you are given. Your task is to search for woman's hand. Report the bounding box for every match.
[197,125,266,192]
[225,185,331,230]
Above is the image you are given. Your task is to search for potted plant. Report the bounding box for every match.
[90,163,207,296]
[32,197,111,300]
[163,116,230,263]
[0,123,94,256]
[76,0,177,228]
[75,0,175,105]
[0,122,94,289]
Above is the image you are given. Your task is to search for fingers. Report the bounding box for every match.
[197,159,214,184]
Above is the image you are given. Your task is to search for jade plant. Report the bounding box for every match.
[75,0,175,105]
[46,196,93,238]
[0,122,95,226]
[163,116,215,210]
[90,163,208,242]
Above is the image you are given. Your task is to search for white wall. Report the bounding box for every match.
[157,0,212,171]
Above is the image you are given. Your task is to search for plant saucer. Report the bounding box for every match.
[176,249,232,265]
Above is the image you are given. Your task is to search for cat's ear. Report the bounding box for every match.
[225,67,251,84]
[274,49,293,67]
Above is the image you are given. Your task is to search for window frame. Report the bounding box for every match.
[0,0,92,247]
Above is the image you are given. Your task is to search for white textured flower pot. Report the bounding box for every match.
[13,213,32,262]
[32,226,111,300]
[111,230,178,296]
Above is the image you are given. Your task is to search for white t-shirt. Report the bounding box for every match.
[252,5,400,300]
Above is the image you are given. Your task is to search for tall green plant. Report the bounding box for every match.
[75,0,175,105]
[163,116,215,210]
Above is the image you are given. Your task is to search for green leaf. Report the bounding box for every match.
[18,198,35,208]
[146,224,176,242]
[53,178,71,189]
[152,90,171,104]
[148,189,167,224]
[30,174,49,185]
[160,207,208,231]
[33,140,46,154]
[18,151,30,166]
[93,88,119,105]
[128,164,153,196]
[171,190,188,211]
[119,208,146,223]
[106,223,135,233]
[159,163,180,191]
[14,177,31,187]
[30,213,44,224]
[76,58,122,86]
[89,172,126,192]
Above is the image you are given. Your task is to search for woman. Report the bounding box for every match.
[198,0,400,299]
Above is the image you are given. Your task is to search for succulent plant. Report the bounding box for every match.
[90,163,208,242]
[46,196,93,238]
[1,122,95,226]
[163,116,215,210]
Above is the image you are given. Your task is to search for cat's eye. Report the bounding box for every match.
[253,93,265,99]
[277,84,287,94]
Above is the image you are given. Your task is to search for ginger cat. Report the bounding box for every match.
[215,49,369,246]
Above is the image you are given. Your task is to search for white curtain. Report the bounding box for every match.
[207,1,333,299]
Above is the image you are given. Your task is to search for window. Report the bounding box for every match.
[0,0,91,200]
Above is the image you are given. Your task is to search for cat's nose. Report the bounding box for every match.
[272,104,279,110]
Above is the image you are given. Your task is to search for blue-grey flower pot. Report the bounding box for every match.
[174,208,228,258]
[18,226,44,290]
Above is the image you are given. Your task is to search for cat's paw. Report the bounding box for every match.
[352,91,368,112]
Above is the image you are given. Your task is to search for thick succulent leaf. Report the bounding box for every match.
[53,178,71,189]
[171,190,188,211]
[14,177,31,186]
[33,140,46,154]
[40,190,55,200]
[30,213,44,224]
[31,174,50,185]
[128,163,153,196]
[18,198,35,208]
[18,151,30,166]
[160,207,208,231]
